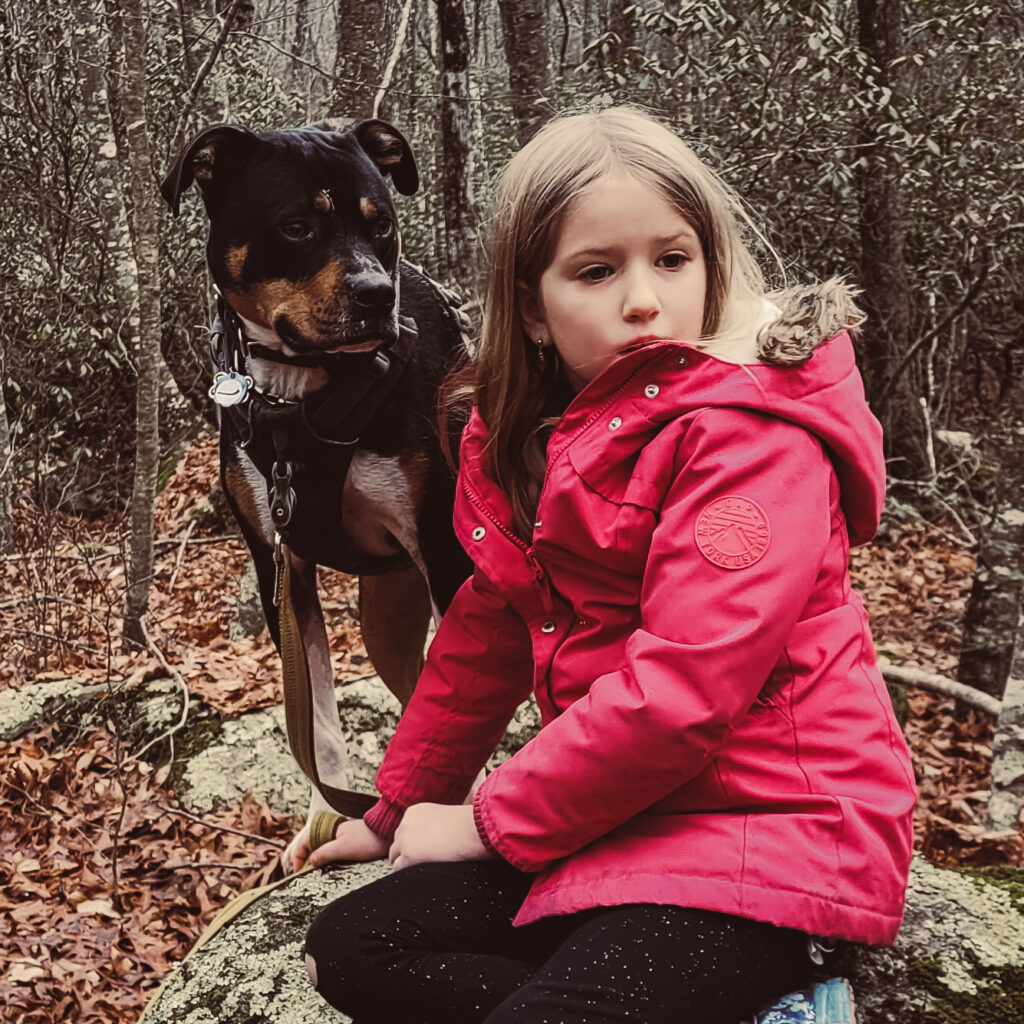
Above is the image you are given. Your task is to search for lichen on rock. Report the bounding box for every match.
[140,862,390,1024]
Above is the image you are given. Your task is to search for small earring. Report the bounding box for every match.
[536,337,547,370]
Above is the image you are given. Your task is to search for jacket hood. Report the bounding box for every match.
[534,279,885,546]
[751,279,883,544]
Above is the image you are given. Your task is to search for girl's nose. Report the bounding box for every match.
[622,271,660,322]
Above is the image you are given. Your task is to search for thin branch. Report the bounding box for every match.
[169,0,247,160]
[160,806,287,849]
[0,534,240,563]
[878,257,991,405]
[14,629,108,657]
[167,519,197,592]
[130,620,191,762]
[373,0,416,118]
[233,30,477,103]
[881,662,1002,716]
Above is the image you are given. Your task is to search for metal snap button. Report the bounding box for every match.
[609,416,622,430]
[471,526,486,541]
[644,384,660,398]
[677,354,688,367]
[541,621,556,634]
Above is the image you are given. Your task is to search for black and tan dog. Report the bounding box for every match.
[161,119,472,864]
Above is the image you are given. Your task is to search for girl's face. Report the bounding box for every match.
[519,171,707,391]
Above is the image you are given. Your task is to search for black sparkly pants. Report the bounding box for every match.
[303,859,814,1024]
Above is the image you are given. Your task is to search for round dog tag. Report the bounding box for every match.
[209,371,253,407]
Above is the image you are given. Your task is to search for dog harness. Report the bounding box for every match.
[209,297,418,573]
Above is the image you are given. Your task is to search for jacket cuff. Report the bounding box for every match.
[363,797,405,841]
[472,789,501,857]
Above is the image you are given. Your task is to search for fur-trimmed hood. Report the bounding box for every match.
[756,278,864,366]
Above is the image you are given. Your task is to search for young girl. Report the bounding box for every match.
[299,106,917,1024]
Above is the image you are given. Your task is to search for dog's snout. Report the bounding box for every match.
[350,275,395,316]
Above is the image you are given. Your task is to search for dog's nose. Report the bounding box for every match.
[350,275,395,316]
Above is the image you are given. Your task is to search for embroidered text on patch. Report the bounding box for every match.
[695,495,771,569]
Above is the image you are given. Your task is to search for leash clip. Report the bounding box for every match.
[272,532,285,606]
[270,460,296,530]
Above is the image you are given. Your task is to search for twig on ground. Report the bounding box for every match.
[155,862,266,872]
[881,661,1001,716]
[167,521,197,592]
[131,621,191,763]
[14,629,107,656]
[160,806,287,849]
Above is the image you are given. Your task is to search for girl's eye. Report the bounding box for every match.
[280,220,314,241]
[660,252,689,269]
[579,265,611,282]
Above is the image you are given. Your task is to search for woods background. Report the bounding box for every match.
[3,0,1024,665]
[1,0,1024,1020]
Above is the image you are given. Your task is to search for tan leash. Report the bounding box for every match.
[274,534,379,819]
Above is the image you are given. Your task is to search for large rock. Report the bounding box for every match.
[0,674,540,816]
[139,862,386,1023]
[138,853,1024,1024]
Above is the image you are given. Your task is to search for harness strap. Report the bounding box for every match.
[275,537,379,818]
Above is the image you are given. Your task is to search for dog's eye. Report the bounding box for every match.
[372,216,393,240]
[280,220,314,241]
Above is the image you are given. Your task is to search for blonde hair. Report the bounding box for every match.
[470,106,773,536]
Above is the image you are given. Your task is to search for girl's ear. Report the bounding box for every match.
[516,281,545,340]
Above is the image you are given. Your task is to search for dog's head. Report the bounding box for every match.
[162,119,418,355]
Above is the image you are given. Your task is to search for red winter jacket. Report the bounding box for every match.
[365,330,916,946]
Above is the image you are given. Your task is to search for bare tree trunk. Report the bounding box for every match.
[436,0,478,294]
[958,429,1024,700]
[73,0,136,319]
[176,0,205,82]
[176,0,229,126]
[106,0,163,649]
[330,0,396,118]
[497,0,552,146]
[856,0,925,477]
[287,0,312,92]
[989,628,1024,830]
[607,0,636,50]
[215,0,253,31]
[0,349,13,555]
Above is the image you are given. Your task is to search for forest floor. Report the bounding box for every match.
[1,432,1022,1023]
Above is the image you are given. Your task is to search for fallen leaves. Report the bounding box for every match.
[0,722,300,1024]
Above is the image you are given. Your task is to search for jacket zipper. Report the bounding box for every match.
[462,360,655,717]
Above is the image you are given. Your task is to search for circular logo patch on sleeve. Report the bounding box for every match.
[694,495,771,569]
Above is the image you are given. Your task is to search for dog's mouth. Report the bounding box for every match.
[276,317,398,356]
[324,335,390,354]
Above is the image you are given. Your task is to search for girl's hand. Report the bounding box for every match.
[389,803,494,870]
[302,818,390,869]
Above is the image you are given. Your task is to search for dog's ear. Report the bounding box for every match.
[160,125,258,217]
[354,119,419,196]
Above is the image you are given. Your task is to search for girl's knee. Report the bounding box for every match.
[303,898,366,988]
